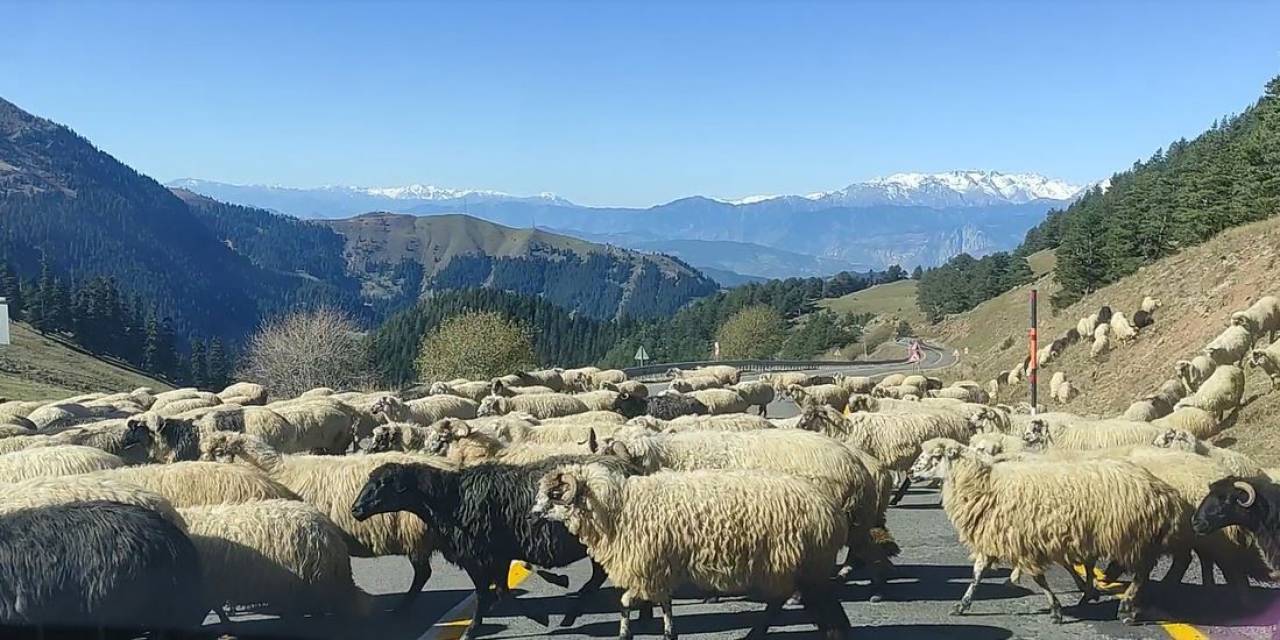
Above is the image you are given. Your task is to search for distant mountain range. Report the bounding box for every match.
[169,172,1086,273]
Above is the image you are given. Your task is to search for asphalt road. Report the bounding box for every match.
[200,355,1280,640]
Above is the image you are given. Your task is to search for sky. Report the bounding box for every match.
[1,1,1278,208]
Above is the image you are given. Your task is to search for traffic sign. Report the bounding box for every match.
[634,345,649,363]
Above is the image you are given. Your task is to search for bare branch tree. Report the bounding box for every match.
[239,307,372,398]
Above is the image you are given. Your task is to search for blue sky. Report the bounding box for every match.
[1,1,1277,207]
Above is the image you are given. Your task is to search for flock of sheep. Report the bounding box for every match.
[1,308,1279,638]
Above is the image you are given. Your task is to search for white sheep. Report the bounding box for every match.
[193,405,339,455]
[668,375,721,393]
[1048,371,1066,397]
[835,374,876,395]
[1205,326,1254,367]
[1091,323,1111,359]
[1151,428,1264,479]
[533,464,851,639]
[1248,342,1280,391]
[607,380,649,399]
[1050,381,1077,404]
[1022,417,1165,452]
[670,365,738,386]
[428,380,492,403]
[910,438,1189,624]
[759,371,813,391]
[198,431,451,608]
[570,389,622,412]
[180,499,372,618]
[682,388,747,415]
[491,381,556,396]
[726,381,774,416]
[877,373,907,389]
[967,432,1025,458]
[1176,355,1217,394]
[85,461,298,507]
[1141,297,1162,314]
[0,445,125,482]
[786,384,851,411]
[477,393,588,420]
[300,387,336,398]
[154,396,222,417]
[588,369,628,389]
[1231,295,1280,344]
[1077,313,1099,339]
[373,394,479,425]
[1150,407,1219,440]
[560,367,602,392]
[1174,364,1244,421]
[643,413,774,433]
[0,475,184,529]
[1110,312,1138,343]
[217,382,268,406]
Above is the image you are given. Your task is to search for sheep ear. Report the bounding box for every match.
[585,428,598,453]
[1234,481,1257,508]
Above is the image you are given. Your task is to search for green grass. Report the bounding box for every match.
[818,280,924,327]
[1026,249,1056,276]
[0,322,170,401]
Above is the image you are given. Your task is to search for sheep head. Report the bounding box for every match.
[371,395,403,420]
[1231,312,1258,334]
[198,430,244,462]
[421,419,471,456]
[968,434,1006,458]
[785,384,808,402]
[796,400,839,432]
[532,467,584,521]
[1021,419,1052,450]
[427,382,451,396]
[1193,477,1262,535]
[1249,350,1269,368]
[351,463,420,521]
[120,418,156,455]
[1152,428,1199,452]
[910,438,965,481]
[477,395,509,417]
[367,424,405,453]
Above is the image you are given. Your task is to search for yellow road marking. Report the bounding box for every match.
[419,562,534,640]
[1072,565,1209,640]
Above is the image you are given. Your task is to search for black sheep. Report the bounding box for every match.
[638,393,709,420]
[1194,477,1280,574]
[1097,305,1114,325]
[1132,309,1155,329]
[352,456,628,640]
[125,414,201,462]
[0,501,203,632]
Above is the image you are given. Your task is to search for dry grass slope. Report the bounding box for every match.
[0,322,169,401]
[925,219,1280,465]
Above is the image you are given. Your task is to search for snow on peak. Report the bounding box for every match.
[726,194,780,205]
[358,183,568,203]
[824,171,1085,208]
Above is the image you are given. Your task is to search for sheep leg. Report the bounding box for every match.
[561,561,610,627]
[461,571,496,640]
[953,555,991,616]
[395,556,433,611]
[1031,573,1064,624]
[659,599,677,640]
[888,475,912,506]
[799,583,852,640]
[1117,558,1153,625]
[1063,562,1100,605]
[744,598,785,640]
[617,591,635,640]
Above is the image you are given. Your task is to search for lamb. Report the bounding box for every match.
[1176,355,1217,394]
[0,445,125,482]
[1048,371,1066,397]
[1141,296,1163,314]
[797,402,975,504]
[85,461,299,507]
[686,388,749,414]
[725,380,774,416]
[1090,322,1111,359]
[532,463,852,640]
[0,501,204,631]
[353,457,631,638]
[217,382,268,406]
[429,380,493,403]
[1174,363,1244,421]
[375,394,480,425]
[0,475,184,529]
[1193,478,1280,576]
[477,393,588,420]
[1248,342,1280,391]
[198,430,449,608]
[1022,417,1165,452]
[180,499,372,618]
[668,375,722,393]
[1151,429,1264,478]
[1123,399,1170,422]
[1151,407,1220,440]
[1205,326,1254,367]
[1230,295,1280,344]
[603,428,897,593]
[1077,313,1099,339]
[910,438,1188,624]
[1050,380,1077,404]
[1110,312,1138,342]
[835,374,876,395]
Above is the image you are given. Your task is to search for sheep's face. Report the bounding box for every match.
[1249,350,1268,368]
[968,435,1004,458]
[427,382,450,396]
[910,439,962,480]
[1153,428,1197,451]
[477,396,507,417]
[199,432,240,462]
[1231,313,1257,333]
[367,426,402,453]
[847,395,874,413]
[1022,420,1051,449]
[1193,478,1261,535]
[351,464,416,521]
[120,419,155,454]
[371,395,396,417]
[796,402,839,432]
[421,421,466,457]
[967,411,993,434]
[532,469,583,522]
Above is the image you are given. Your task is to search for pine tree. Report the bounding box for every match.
[143,315,161,374]
[0,261,21,320]
[30,256,55,332]
[911,265,924,280]
[188,339,207,389]
[207,338,229,390]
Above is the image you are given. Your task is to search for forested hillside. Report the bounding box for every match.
[919,75,1280,317]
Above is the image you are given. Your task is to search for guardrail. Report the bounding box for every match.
[622,342,943,382]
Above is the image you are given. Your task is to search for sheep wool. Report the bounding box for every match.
[1150,407,1219,440]
[1248,342,1280,391]
[218,382,268,406]
[0,475,184,529]
[180,499,372,617]
[669,375,722,393]
[1174,364,1244,421]
[0,445,125,483]
[1205,326,1254,367]
[1231,295,1280,343]
[477,393,589,420]
[86,461,298,507]
[687,388,750,414]
[1176,355,1218,394]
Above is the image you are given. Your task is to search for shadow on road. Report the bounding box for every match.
[198,588,472,639]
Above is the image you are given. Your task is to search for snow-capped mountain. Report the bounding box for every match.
[723,171,1084,209]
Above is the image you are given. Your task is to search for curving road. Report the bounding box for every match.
[197,348,1277,640]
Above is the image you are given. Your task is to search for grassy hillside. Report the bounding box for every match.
[925,219,1280,465]
[0,322,170,401]
[819,280,924,327]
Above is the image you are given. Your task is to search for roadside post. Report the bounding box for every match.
[0,297,9,346]
[1029,289,1038,414]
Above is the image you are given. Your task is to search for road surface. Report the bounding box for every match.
[200,355,1279,640]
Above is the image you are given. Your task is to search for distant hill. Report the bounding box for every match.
[323,213,718,320]
[172,172,1081,272]
[925,218,1280,466]
[0,322,169,401]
